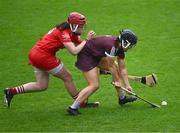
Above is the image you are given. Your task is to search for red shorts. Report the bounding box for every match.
[28,47,61,71]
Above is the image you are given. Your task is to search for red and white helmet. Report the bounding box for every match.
[68,12,86,32]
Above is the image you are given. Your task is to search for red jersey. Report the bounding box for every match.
[28,28,82,71]
[34,28,82,55]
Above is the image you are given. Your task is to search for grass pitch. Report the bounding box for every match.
[0,0,180,132]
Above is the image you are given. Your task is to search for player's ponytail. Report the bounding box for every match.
[56,21,70,30]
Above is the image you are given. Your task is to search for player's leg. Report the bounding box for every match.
[67,67,99,115]
[114,83,137,105]
[4,68,49,108]
[77,67,99,103]
[98,57,113,74]
[98,57,137,105]
[53,65,79,99]
[52,64,99,108]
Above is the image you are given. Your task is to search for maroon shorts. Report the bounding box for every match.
[75,48,101,71]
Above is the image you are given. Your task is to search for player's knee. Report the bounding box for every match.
[90,83,99,91]
[37,83,48,91]
[63,71,73,82]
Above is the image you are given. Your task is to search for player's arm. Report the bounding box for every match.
[105,57,120,83]
[118,57,133,91]
[64,30,95,55]
[64,41,86,55]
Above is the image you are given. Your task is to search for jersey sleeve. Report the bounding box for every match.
[61,30,72,43]
[71,35,82,45]
[115,48,125,59]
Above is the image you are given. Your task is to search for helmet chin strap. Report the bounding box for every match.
[70,24,79,32]
[73,32,81,35]
[121,40,131,49]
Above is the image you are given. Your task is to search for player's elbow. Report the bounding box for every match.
[119,63,126,71]
[108,65,117,74]
[69,47,80,55]
[120,68,128,77]
[72,50,79,55]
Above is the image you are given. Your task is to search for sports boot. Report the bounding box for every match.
[80,98,100,108]
[80,101,100,108]
[119,95,137,105]
[67,106,80,116]
[4,88,14,108]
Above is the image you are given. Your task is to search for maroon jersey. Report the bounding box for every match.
[84,35,124,58]
[76,36,125,71]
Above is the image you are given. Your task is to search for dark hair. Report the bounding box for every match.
[117,37,120,42]
[56,21,70,30]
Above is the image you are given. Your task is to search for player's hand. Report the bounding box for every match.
[126,86,134,92]
[86,30,96,40]
[111,81,121,87]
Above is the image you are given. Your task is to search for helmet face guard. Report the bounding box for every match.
[69,24,79,32]
[121,39,131,49]
[119,29,138,49]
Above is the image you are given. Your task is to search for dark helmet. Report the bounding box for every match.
[119,29,138,48]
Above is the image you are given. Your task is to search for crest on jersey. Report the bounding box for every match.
[62,34,70,39]
[105,46,117,57]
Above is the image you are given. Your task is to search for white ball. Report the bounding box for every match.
[161,101,167,106]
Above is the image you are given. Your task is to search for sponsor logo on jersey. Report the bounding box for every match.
[62,34,70,39]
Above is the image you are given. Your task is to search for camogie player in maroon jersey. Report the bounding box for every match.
[67,29,139,115]
[4,12,98,108]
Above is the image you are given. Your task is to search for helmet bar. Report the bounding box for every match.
[121,40,131,49]
[70,24,79,32]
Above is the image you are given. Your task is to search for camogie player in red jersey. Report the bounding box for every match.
[4,12,98,108]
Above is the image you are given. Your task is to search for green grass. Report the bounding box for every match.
[0,0,180,132]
